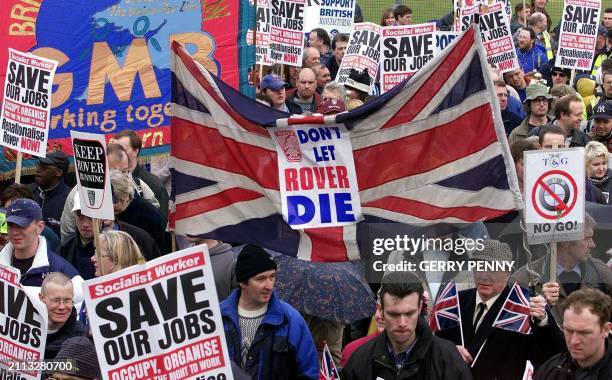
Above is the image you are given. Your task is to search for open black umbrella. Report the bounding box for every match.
[272,254,376,325]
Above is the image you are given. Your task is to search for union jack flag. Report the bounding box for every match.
[429,281,461,333]
[169,25,522,261]
[492,282,533,334]
[319,343,340,380]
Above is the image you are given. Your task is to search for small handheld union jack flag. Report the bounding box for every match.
[429,281,461,334]
[319,343,340,380]
[492,282,533,335]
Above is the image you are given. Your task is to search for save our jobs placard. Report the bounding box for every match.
[268,0,306,66]
[0,49,58,157]
[83,245,233,380]
[0,265,48,380]
[555,0,601,70]
[380,23,437,93]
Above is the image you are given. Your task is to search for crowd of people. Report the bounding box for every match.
[2,2,612,380]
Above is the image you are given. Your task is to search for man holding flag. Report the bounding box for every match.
[434,240,564,380]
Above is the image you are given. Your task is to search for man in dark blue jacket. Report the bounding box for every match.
[0,199,84,303]
[30,151,71,236]
[220,245,318,380]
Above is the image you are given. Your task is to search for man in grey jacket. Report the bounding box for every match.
[188,237,240,301]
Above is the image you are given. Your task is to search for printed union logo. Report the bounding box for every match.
[545,153,567,168]
[87,190,96,206]
[274,130,302,162]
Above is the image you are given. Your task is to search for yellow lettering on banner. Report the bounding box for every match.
[87,38,162,105]
[9,21,35,36]
[142,131,165,147]
[9,0,42,35]
[171,33,218,75]
[202,0,231,20]
[31,47,72,108]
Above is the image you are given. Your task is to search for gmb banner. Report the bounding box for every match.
[0,0,255,177]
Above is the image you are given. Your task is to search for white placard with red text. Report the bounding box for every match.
[268,0,306,66]
[271,124,362,229]
[524,148,585,244]
[454,0,481,32]
[555,0,601,70]
[480,2,520,73]
[336,23,381,91]
[83,246,232,380]
[255,0,274,65]
[0,49,58,157]
[0,265,48,380]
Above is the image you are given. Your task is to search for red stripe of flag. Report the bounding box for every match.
[363,197,512,222]
[173,187,265,220]
[172,117,280,190]
[381,28,475,129]
[355,105,496,190]
[303,227,348,262]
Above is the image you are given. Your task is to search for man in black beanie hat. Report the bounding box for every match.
[220,245,319,380]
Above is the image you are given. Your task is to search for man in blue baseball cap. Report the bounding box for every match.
[0,198,84,303]
[260,74,289,112]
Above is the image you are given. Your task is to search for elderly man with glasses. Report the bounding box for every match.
[38,272,87,359]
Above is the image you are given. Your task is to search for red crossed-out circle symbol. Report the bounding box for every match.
[531,170,578,220]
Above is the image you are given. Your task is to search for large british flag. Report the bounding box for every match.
[169,25,522,262]
[429,281,462,333]
[492,282,533,335]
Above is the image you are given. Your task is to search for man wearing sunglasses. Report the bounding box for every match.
[38,272,86,359]
[550,67,570,86]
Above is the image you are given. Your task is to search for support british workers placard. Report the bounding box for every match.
[303,0,355,36]
[71,131,114,220]
[524,148,585,244]
[480,2,519,73]
[0,265,48,380]
[271,124,362,229]
[555,0,601,70]
[380,23,437,93]
[83,245,232,380]
[0,49,58,157]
